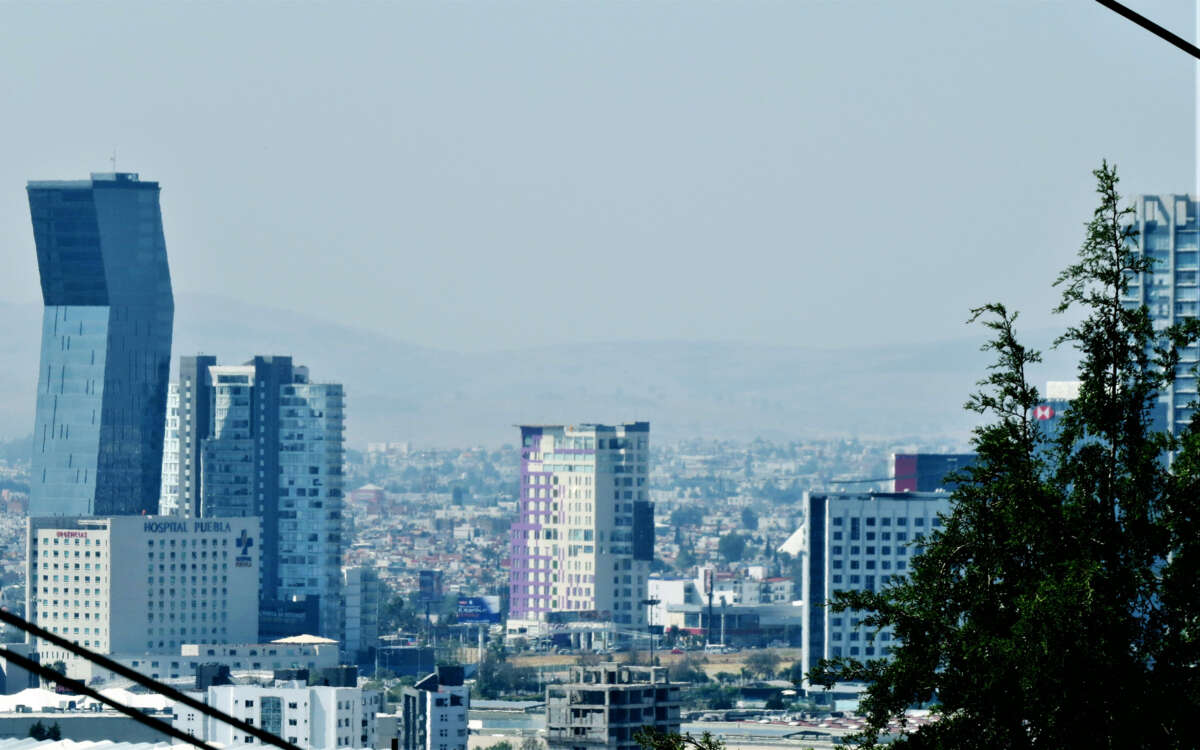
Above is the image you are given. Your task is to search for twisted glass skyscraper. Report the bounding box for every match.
[27,172,174,516]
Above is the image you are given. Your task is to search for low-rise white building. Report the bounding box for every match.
[68,635,340,684]
[175,682,382,749]
[648,575,803,647]
[397,666,468,750]
[26,516,260,677]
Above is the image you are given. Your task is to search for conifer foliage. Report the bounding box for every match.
[809,163,1200,749]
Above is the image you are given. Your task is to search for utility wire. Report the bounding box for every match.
[0,608,303,750]
[1095,0,1200,61]
[828,476,903,485]
[0,645,215,750]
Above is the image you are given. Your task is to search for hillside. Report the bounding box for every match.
[0,295,1079,447]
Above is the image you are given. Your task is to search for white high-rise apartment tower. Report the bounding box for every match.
[507,422,653,641]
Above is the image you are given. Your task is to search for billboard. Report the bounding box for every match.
[455,595,501,624]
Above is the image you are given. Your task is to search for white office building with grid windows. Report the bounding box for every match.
[799,491,951,685]
[25,515,260,677]
[175,683,381,750]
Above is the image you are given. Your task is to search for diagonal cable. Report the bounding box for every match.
[0,607,302,750]
[1094,0,1200,60]
[0,645,215,750]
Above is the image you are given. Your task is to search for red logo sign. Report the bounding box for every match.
[1034,405,1055,420]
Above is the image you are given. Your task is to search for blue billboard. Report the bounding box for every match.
[456,595,501,624]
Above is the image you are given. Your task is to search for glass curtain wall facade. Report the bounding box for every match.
[27,173,173,516]
[162,355,346,641]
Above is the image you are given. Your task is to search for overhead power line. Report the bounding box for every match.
[829,476,903,485]
[1095,0,1200,61]
[0,607,303,750]
[0,646,214,750]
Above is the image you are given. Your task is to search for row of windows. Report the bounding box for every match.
[39,533,105,544]
[37,549,102,557]
[830,572,902,587]
[34,562,100,571]
[831,530,925,543]
[832,559,910,571]
[832,516,938,528]
[830,646,890,658]
[831,545,912,557]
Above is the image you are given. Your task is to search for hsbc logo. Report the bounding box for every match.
[1034,405,1056,420]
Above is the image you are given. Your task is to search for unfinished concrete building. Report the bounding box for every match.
[546,664,681,750]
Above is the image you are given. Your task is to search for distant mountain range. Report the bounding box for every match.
[0,295,1081,447]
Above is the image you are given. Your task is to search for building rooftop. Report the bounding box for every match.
[561,662,671,686]
[27,173,156,189]
[271,634,338,645]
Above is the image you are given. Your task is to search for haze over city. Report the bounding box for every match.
[1,1,1195,445]
[2,3,1199,749]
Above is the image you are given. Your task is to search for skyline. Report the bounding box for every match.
[0,1,1195,356]
[1,2,1198,746]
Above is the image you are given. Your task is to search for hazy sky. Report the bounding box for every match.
[1,1,1195,352]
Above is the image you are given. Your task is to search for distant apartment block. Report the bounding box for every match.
[1034,380,1166,441]
[25,516,259,676]
[397,666,469,750]
[176,682,381,749]
[159,355,345,642]
[546,664,680,750]
[342,566,381,663]
[1122,195,1200,433]
[27,172,173,516]
[800,491,951,686]
[507,423,653,641]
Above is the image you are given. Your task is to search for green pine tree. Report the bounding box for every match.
[809,162,1200,748]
